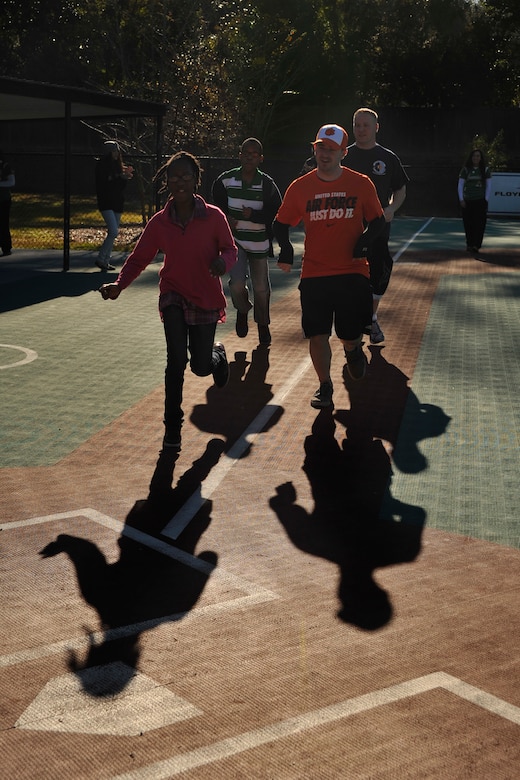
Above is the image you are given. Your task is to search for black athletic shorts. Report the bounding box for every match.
[299,273,372,340]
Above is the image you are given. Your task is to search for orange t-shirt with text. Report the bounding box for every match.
[276,167,383,279]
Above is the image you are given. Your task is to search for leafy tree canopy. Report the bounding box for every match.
[1,0,518,153]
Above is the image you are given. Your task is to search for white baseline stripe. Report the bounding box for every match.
[110,672,520,779]
[0,592,277,670]
[441,674,520,725]
[393,216,434,261]
[0,509,277,668]
[162,355,312,540]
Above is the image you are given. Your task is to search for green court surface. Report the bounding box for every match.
[0,254,302,468]
[386,272,520,549]
[390,215,519,255]
[0,217,518,472]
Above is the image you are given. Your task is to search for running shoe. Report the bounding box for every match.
[236,312,248,338]
[212,342,230,388]
[310,379,334,408]
[258,325,271,345]
[345,345,367,381]
[370,320,385,344]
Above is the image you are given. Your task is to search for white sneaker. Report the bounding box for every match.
[95,260,115,271]
[370,320,384,344]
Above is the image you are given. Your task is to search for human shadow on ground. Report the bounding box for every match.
[190,347,283,456]
[0,271,113,313]
[340,345,451,476]
[270,348,451,630]
[476,252,520,268]
[39,440,222,696]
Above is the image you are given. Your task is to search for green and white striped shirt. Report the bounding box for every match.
[217,167,270,257]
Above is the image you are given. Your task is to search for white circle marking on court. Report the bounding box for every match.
[0,344,38,369]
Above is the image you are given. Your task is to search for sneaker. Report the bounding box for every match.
[345,345,367,381]
[236,312,248,338]
[310,379,333,408]
[95,259,115,271]
[370,320,384,344]
[258,325,271,345]
[212,342,230,388]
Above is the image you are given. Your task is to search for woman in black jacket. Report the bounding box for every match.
[95,141,133,271]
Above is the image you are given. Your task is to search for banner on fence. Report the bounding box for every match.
[488,173,520,215]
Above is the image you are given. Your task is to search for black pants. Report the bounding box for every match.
[368,222,393,296]
[162,303,218,437]
[462,198,487,250]
[0,198,12,254]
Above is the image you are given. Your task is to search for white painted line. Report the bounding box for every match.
[162,355,312,540]
[441,674,520,725]
[393,216,435,262]
[109,672,520,779]
[0,343,38,369]
[0,509,277,669]
[0,590,277,670]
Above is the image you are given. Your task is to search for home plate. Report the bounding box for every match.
[15,661,202,736]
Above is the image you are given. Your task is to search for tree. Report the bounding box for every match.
[1,0,518,156]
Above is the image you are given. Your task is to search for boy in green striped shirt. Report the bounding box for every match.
[212,138,282,345]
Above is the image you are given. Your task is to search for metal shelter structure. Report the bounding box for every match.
[0,76,167,270]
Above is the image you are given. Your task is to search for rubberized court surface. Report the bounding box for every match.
[1,217,519,778]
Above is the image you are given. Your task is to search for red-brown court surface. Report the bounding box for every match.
[0,242,519,779]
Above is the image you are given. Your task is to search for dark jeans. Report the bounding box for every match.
[162,303,218,437]
[0,198,12,254]
[462,198,488,250]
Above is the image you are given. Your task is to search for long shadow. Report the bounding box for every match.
[339,345,451,477]
[270,348,450,630]
[270,412,425,631]
[39,440,222,696]
[0,271,113,313]
[190,347,283,456]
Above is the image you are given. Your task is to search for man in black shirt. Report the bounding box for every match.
[347,108,408,344]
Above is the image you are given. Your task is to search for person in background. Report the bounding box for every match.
[0,150,15,257]
[458,148,492,258]
[273,124,385,410]
[347,108,408,345]
[211,138,282,346]
[98,151,237,451]
[95,140,133,271]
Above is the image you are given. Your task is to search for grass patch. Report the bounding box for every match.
[11,193,145,250]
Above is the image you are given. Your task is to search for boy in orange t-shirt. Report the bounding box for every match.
[273,124,385,408]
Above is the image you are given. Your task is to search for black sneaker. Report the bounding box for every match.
[345,345,367,380]
[258,325,271,345]
[236,312,248,338]
[310,379,333,408]
[212,342,230,388]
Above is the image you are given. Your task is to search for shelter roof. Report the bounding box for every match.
[0,76,167,121]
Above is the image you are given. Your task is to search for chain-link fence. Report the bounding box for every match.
[7,152,160,252]
[7,150,466,256]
